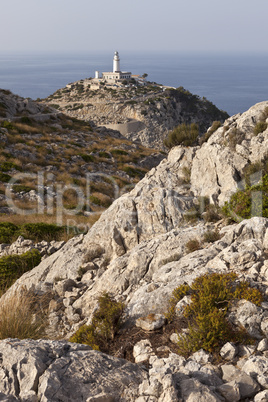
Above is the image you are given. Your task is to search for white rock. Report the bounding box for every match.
[133,339,154,363]
[220,342,237,361]
[136,314,166,331]
[254,390,268,401]
[257,338,268,352]
[218,381,240,402]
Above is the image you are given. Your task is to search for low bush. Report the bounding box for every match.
[0,249,41,290]
[254,121,267,136]
[164,123,199,149]
[0,162,21,172]
[0,172,11,183]
[167,272,263,356]
[12,184,34,193]
[0,222,18,243]
[200,121,222,145]
[20,222,65,242]
[80,153,95,163]
[70,292,125,351]
[122,165,146,178]
[110,149,128,156]
[98,151,111,159]
[222,174,268,222]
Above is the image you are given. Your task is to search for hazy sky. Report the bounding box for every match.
[1,0,267,54]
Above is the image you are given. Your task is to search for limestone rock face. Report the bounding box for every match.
[1,101,268,400]
[0,339,146,402]
[191,101,268,205]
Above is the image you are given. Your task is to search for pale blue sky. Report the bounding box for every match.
[1,0,267,54]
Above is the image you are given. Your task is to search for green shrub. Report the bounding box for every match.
[98,151,111,159]
[80,153,95,163]
[12,184,34,193]
[222,174,268,222]
[165,283,190,322]
[254,121,267,136]
[0,222,19,243]
[122,165,146,178]
[110,149,128,156]
[164,123,199,149]
[167,272,263,356]
[200,121,221,144]
[0,172,11,183]
[0,249,41,290]
[1,121,14,130]
[0,162,21,172]
[20,116,33,125]
[20,223,65,242]
[70,292,125,351]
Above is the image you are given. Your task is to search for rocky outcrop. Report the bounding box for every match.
[191,101,268,205]
[0,236,65,259]
[1,101,268,401]
[3,101,268,334]
[2,338,268,401]
[45,82,228,149]
[0,89,56,120]
[0,339,146,401]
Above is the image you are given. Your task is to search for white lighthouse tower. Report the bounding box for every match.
[113,51,120,73]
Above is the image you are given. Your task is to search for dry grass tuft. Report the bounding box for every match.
[0,289,48,339]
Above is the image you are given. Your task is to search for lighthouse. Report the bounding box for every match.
[101,52,132,83]
[113,51,120,73]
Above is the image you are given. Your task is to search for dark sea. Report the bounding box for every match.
[0,52,267,116]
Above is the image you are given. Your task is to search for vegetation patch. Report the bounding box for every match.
[222,173,268,222]
[254,121,267,136]
[185,238,200,254]
[0,222,19,243]
[0,290,47,339]
[200,121,222,144]
[0,249,41,290]
[203,229,221,243]
[166,272,263,356]
[70,292,125,352]
[164,123,199,149]
[20,222,65,242]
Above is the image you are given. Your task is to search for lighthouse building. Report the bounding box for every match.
[98,51,132,83]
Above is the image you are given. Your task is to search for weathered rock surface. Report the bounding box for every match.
[0,101,268,400]
[0,339,146,402]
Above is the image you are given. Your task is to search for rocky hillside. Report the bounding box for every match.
[0,101,267,400]
[44,80,229,149]
[0,89,164,226]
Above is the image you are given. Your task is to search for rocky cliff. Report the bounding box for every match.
[0,101,268,401]
[44,81,229,149]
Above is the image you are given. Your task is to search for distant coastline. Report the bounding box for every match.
[0,52,267,116]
